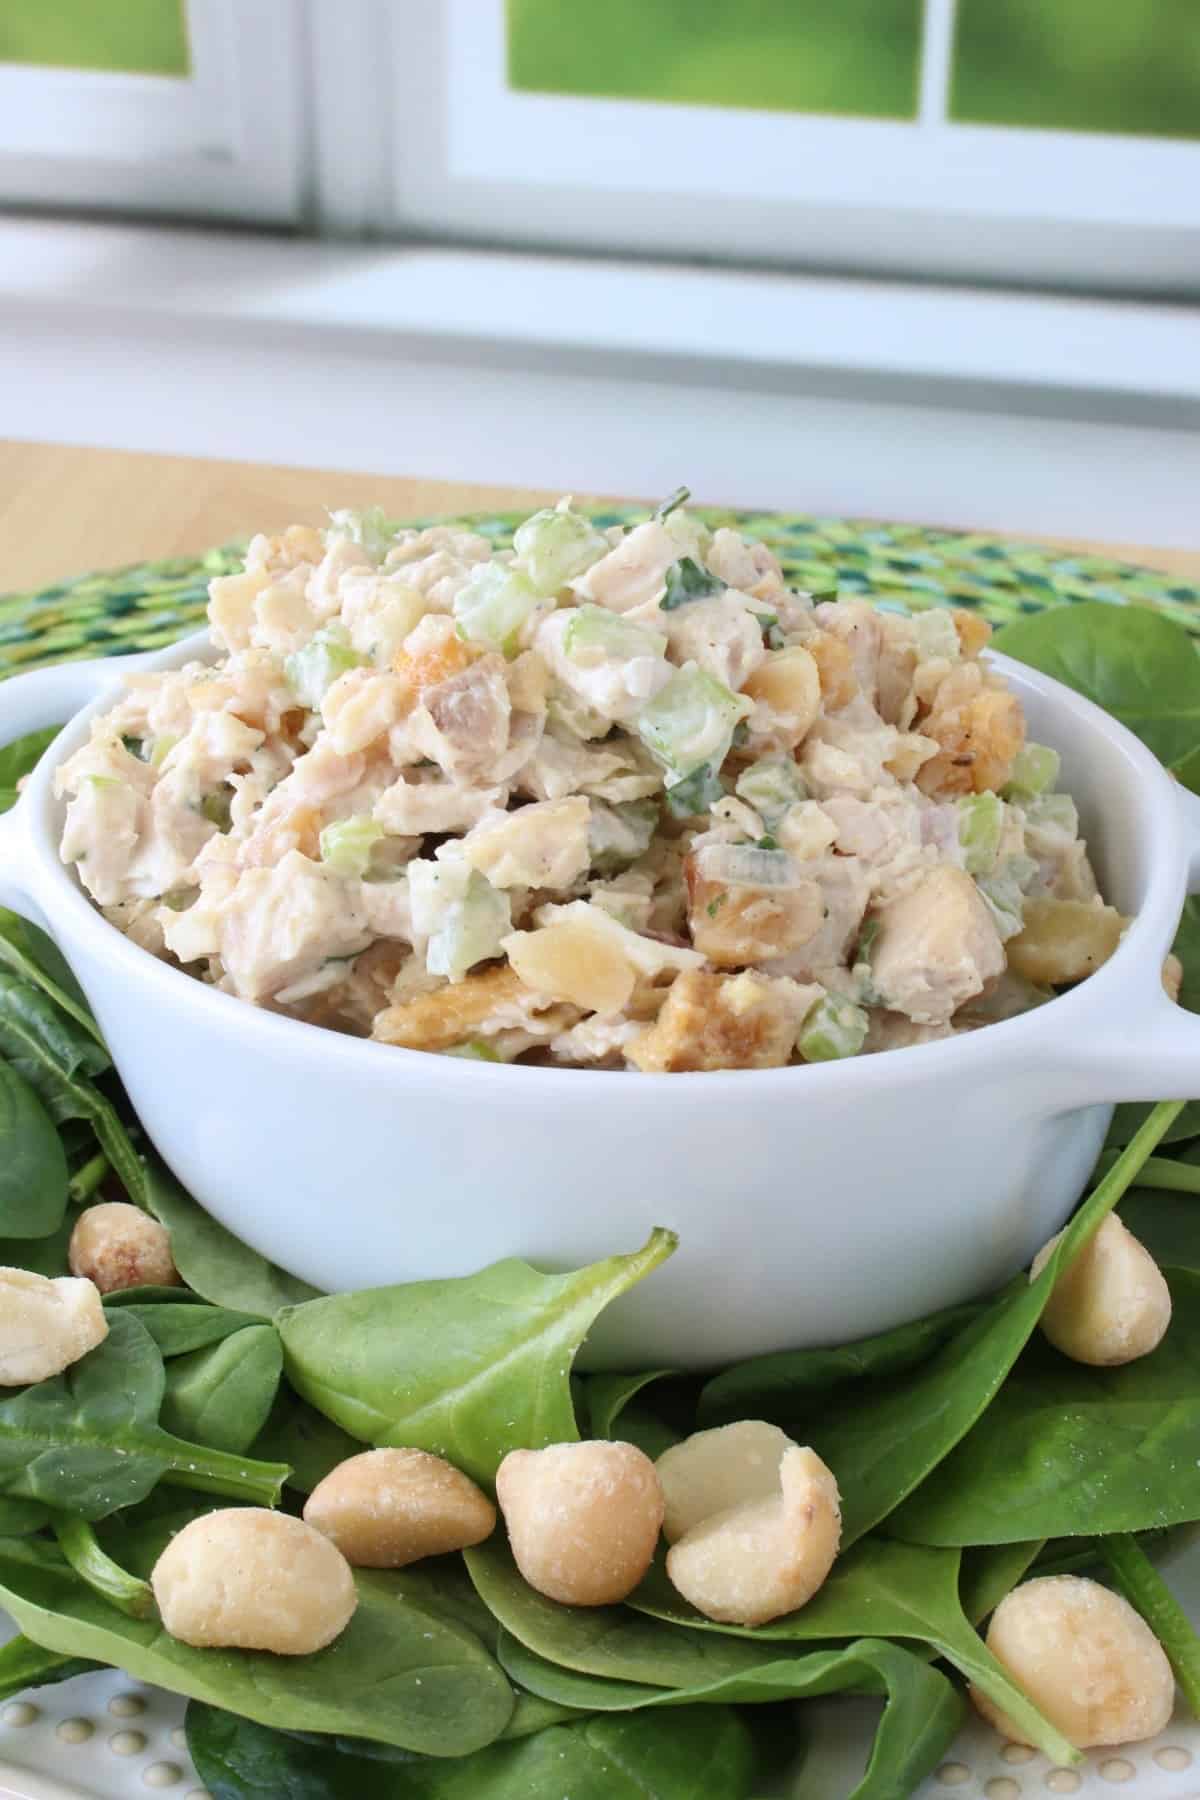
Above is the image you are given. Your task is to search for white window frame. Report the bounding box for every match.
[0,0,304,223]
[380,0,1200,296]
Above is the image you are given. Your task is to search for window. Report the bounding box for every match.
[0,0,302,223]
[386,0,1200,293]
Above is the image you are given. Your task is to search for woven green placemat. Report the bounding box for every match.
[2,508,1197,674]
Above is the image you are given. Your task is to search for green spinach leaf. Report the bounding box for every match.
[0,727,60,808]
[993,602,1200,793]
[807,1102,1182,1545]
[0,1308,286,1517]
[628,1535,1078,1766]
[0,1205,75,1277]
[279,1228,677,1487]
[144,1159,319,1317]
[466,1537,783,1689]
[0,1059,69,1237]
[0,1531,515,1757]
[584,1369,674,1439]
[0,973,143,1204]
[187,1697,759,1800]
[958,1541,1045,1625]
[0,1498,51,1535]
[0,1632,98,1702]
[52,1514,154,1618]
[122,1301,266,1358]
[1120,1187,1200,1272]
[890,1269,1200,1545]
[160,1324,283,1455]
[497,1633,964,1800]
[251,1387,361,1495]
[0,908,103,1046]
[698,1299,984,1430]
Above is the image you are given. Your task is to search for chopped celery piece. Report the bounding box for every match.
[453,562,544,656]
[320,815,385,879]
[149,734,178,769]
[976,856,1036,940]
[912,610,961,662]
[200,788,233,831]
[285,625,364,708]
[957,791,1004,876]
[699,843,798,888]
[1023,792,1078,836]
[660,557,725,612]
[410,858,511,981]
[653,484,690,520]
[512,506,608,596]
[1004,743,1060,798]
[444,1038,504,1062]
[327,505,392,559]
[664,762,724,818]
[636,665,751,787]
[735,756,808,827]
[799,994,869,1063]
[588,799,659,873]
[563,605,667,665]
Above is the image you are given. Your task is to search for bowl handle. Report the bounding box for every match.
[0,654,151,920]
[1052,782,1200,1104]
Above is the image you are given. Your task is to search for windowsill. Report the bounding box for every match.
[2,216,1197,417]
[1,216,1196,548]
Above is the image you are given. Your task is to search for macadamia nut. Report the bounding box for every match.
[68,1203,179,1295]
[0,1267,107,1386]
[496,1440,664,1606]
[657,1420,797,1544]
[665,1443,841,1627]
[970,1575,1175,1748]
[303,1448,496,1567]
[151,1509,357,1655]
[1032,1214,1171,1366]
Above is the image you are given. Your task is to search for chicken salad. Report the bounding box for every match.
[56,495,1127,1070]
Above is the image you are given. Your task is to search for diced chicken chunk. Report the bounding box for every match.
[407,655,512,783]
[705,528,786,602]
[685,854,823,968]
[660,594,765,693]
[164,850,370,1003]
[572,521,680,612]
[870,866,1004,1025]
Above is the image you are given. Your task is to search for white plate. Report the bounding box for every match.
[2,1543,1199,1799]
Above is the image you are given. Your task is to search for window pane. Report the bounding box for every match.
[951,0,1200,141]
[507,0,923,120]
[0,0,190,77]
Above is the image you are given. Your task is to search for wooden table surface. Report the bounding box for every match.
[2,440,1197,593]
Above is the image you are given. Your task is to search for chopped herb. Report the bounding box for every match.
[200,789,233,832]
[663,761,725,818]
[705,891,729,919]
[854,918,880,965]
[120,735,147,761]
[653,485,691,521]
[756,835,780,851]
[659,557,725,612]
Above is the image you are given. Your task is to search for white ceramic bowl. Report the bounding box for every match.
[0,633,1197,1368]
